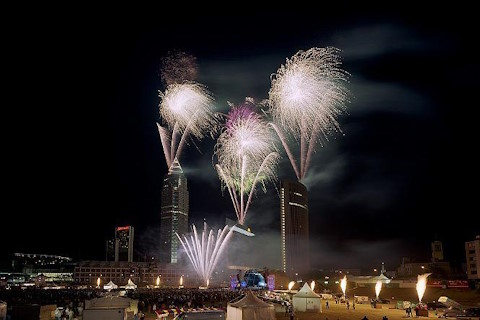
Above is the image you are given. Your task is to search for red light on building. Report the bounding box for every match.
[116,226,130,231]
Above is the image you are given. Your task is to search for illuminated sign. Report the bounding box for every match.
[267,275,275,291]
[116,226,130,231]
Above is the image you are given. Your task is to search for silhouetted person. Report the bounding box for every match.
[362,316,369,320]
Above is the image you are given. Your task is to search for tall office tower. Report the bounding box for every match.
[160,158,189,263]
[106,239,115,261]
[115,226,134,262]
[465,235,480,280]
[431,240,444,262]
[280,179,310,277]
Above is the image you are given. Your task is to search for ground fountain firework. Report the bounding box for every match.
[176,223,234,286]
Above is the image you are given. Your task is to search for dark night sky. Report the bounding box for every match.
[3,10,479,270]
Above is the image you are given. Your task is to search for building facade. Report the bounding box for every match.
[465,235,480,280]
[106,239,115,261]
[115,226,134,262]
[12,253,72,271]
[280,180,310,277]
[74,261,187,287]
[431,241,444,262]
[160,158,189,264]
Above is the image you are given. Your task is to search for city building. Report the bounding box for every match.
[10,253,75,285]
[105,239,115,261]
[431,240,444,262]
[115,226,134,262]
[12,253,72,271]
[465,235,480,280]
[74,261,187,287]
[160,158,189,263]
[280,179,309,278]
[396,257,451,278]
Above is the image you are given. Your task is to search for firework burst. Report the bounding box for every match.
[215,99,279,225]
[157,82,217,169]
[268,47,349,180]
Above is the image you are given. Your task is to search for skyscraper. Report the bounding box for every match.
[106,239,115,261]
[280,179,310,277]
[160,158,189,263]
[465,235,480,280]
[431,240,444,262]
[115,226,134,262]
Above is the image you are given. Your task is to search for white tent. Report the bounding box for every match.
[124,279,137,290]
[227,291,275,320]
[0,300,6,320]
[293,283,322,312]
[103,280,118,290]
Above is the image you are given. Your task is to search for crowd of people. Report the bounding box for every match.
[0,288,98,317]
[128,288,244,312]
[0,287,246,318]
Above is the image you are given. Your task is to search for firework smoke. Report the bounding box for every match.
[157,82,217,169]
[160,50,197,87]
[268,47,349,180]
[215,99,279,225]
[176,223,234,286]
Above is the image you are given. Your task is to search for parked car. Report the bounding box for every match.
[458,307,480,318]
[173,310,226,320]
[442,308,464,318]
[426,301,446,310]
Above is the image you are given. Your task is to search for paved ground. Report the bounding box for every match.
[142,300,440,319]
[275,301,439,320]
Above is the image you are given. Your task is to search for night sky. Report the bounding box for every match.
[3,10,478,271]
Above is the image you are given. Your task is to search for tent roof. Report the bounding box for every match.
[105,281,117,286]
[372,274,390,281]
[293,283,321,298]
[229,291,273,309]
[127,279,136,286]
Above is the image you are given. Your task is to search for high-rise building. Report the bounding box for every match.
[431,240,444,262]
[280,179,309,277]
[106,239,115,261]
[115,226,134,262]
[160,158,189,264]
[465,235,480,280]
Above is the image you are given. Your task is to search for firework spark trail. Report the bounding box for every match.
[176,223,234,285]
[156,124,173,168]
[340,275,347,296]
[215,100,279,225]
[269,123,300,179]
[416,273,431,302]
[375,280,382,299]
[157,82,217,169]
[268,47,349,180]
